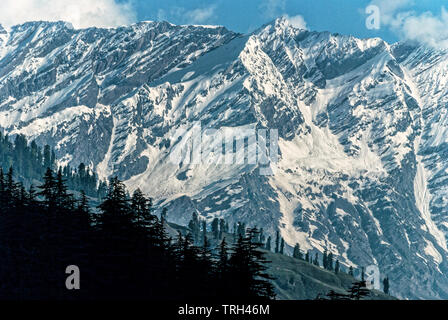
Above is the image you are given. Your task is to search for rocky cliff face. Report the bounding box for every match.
[1,17,448,299]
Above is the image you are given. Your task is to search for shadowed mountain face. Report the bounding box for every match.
[1,17,448,299]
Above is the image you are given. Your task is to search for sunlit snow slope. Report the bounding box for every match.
[1,18,448,299]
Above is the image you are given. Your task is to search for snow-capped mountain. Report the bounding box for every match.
[1,17,448,299]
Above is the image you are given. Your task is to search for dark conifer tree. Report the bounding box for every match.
[160,207,167,225]
[275,230,280,253]
[55,168,75,211]
[293,243,302,260]
[237,222,246,238]
[219,219,225,239]
[211,218,219,240]
[131,188,152,226]
[0,168,5,213]
[38,168,57,209]
[217,238,229,271]
[347,281,370,300]
[280,238,285,254]
[43,145,52,169]
[335,259,340,274]
[188,212,201,244]
[305,250,310,263]
[98,177,131,225]
[229,228,276,300]
[265,236,272,251]
[198,235,214,296]
[323,248,328,269]
[0,171,277,301]
[28,185,38,206]
[216,237,231,297]
[383,276,390,295]
[313,253,319,266]
[202,219,207,246]
[327,252,334,271]
[259,228,265,245]
[349,266,354,277]
[76,190,90,218]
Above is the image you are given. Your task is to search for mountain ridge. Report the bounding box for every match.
[1,17,448,299]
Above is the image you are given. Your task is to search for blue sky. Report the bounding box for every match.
[2,1,448,46]
[120,0,448,44]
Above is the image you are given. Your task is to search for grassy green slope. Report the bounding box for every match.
[265,251,396,300]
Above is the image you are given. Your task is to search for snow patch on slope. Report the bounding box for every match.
[415,151,447,251]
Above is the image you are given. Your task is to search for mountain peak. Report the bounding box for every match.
[1,17,448,299]
[0,24,6,34]
[264,15,307,32]
[10,20,74,33]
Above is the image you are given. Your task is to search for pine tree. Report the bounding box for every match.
[97,180,108,199]
[55,168,75,210]
[383,276,390,295]
[5,167,19,209]
[313,253,319,267]
[217,238,229,271]
[0,168,5,213]
[327,252,334,271]
[347,281,370,300]
[43,145,52,169]
[130,188,152,226]
[188,212,201,244]
[228,228,276,300]
[237,222,246,238]
[202,220,207,246]
[349,266,354,276]
[26,184,38,210]
[323,248,328,269]
[259,228,265,245]
[305,250,310,263]
[38,168,57,209]
[280,238,285,254]
[199,235,213,285]
[219,219,225,239]
[216,237,230,296]
[265,236,272,251]
[293,243,302,260]
[77,190,89,215]
[98,177,132,233]
[174,233,203,298]
[211,218,219,240]
[325,290,351,301]
[275,230,280,253]
[0,167,279,301]
[335,259,340,274]
[161,207,167,225]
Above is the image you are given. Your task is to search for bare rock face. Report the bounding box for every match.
[2,17,448,299]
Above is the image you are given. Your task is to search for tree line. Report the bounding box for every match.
[187,208,391,297]
[0,133,106,198]
[0,167,275,300]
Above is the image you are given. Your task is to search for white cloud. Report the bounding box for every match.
[369,0,448,49]
[369,0,413,20]
[259,0,307,30]
[185,7,216,24]
[260,0,286,19]
[0,0,136,29]
[284,14,307,30]
[157,5,217,25]
[397,8,448,49]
